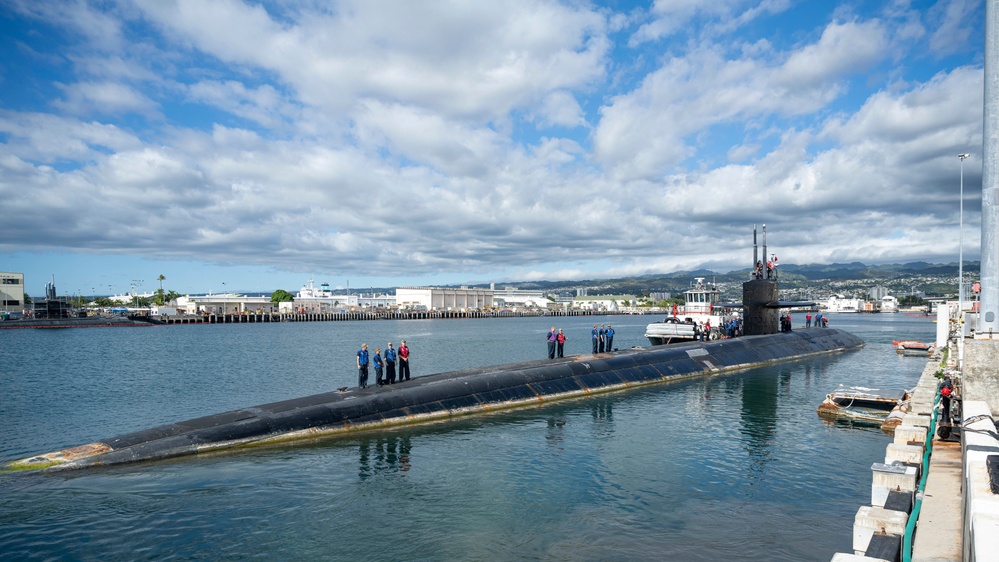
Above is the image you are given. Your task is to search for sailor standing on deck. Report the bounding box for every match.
[556,328,566,358]
[591,325,599,353]
[398,340,411,381]
[605,325,614,351]
[356,343,369,388]
[547,326,557,359]
[384,342,396,384]
[598,324,606,353]
[373,348,384,386]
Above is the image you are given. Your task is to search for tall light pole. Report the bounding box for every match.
[959,153,971,312]
[131,279,143,310]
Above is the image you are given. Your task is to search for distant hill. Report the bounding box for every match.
[781,261,978,280]
[452,261,979,295]
[262,261,977,297]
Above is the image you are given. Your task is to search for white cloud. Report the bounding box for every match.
[772,20,886,92]
[534,91,588,129]
[0,1,988,290]
[0,111,143,163]
[53,81,160,116]
[927,0,979,56]
[594,19,888,181]
[134,0,609,125]
[186,80,298,129]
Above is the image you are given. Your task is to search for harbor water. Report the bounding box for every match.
[0,313,935,560]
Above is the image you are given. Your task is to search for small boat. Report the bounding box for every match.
[645,278,736,345]
[893,340,934,355]
[817,385,911,432]
[644,317,699,344]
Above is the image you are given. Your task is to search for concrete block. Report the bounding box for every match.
[961,401,999,562]
[892,424,927,446]
[864,533,900,561]
[971,512,999,562]
[901,413,931,429]
[963,339,999,413]
[886,443,924,465]
[871,463,918,506]
[882,490,913,514]
[853,506,907,555]
[909,400,934,416]
[831,553,890,562]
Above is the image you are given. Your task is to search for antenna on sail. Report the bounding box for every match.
[762,224,767,269]
[753,224,758,269]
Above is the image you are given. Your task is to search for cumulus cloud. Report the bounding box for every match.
[0,0,988,292]
[53,81,160,116]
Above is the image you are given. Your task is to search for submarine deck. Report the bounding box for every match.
[6,327,863,472]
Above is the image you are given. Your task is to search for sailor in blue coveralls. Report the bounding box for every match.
[373,348,384,386]
[384,343,396,383]
[356,343,369,388]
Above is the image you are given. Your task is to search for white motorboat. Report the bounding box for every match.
[645,278,737,345]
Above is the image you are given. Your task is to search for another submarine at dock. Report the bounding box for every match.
[5,226,863,473]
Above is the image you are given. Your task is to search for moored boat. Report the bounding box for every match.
[645,278,737,345]
[817,385,911,432]
[893,340,934,355]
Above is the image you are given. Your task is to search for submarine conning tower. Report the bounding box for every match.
[743,278,779,335]
[742,224,802,336]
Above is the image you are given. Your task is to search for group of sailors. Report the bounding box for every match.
[547,324,617,358]
[356,341,411,388]
[805,312,828,328]
[547,326,568,358]
[779,313,793,332]
[690,317,744,340]
[590,324,615,353]
[752,254,779,280]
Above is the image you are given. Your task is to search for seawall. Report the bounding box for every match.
[834,331,999,561]
[5,327,863,473]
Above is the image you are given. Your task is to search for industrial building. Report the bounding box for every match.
[1,272,25,315]
[395,287,493,311]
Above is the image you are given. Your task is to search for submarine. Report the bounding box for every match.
[5,227,864,473]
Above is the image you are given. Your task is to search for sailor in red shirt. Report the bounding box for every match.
[398,340,411,381]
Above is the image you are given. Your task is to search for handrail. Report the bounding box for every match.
[901,391,943,562]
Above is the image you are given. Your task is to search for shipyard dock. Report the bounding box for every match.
[832,305,999,562]
[156,308,603,325]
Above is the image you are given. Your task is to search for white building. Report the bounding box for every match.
[491,286,548,308]
[176,294,276,315]
[869,286,890,300]
[149,306,178,317]
[823,295,866,313]
[295,279,358,310]
[109,292,156,304]
[357,293,397,308]
[880,295,899,313]
[1,271,25,314]
[571,295,635,311]
[396,287,494,311]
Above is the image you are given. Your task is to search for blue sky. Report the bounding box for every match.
[0,0,986,296]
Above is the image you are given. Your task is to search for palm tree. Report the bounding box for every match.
[156,274,166,305]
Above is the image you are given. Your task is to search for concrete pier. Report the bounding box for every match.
[833,316,999,561]
[158,308,602,325]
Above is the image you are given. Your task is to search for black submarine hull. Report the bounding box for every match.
[6,328,863,472]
